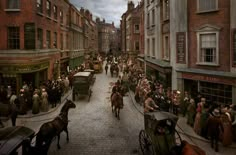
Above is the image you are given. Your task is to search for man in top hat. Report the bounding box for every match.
[206,108,224,152]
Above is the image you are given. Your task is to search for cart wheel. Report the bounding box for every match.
[174,129,182,146]
[139,130,155,155]
[88,90,92,102]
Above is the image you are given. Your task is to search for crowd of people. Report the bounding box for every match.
[107,55,236,152]
[0,76,71,116]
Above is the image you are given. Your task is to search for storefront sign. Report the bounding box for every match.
[176,32,186,64]
[0,62,49,73]
[182,73,236,86]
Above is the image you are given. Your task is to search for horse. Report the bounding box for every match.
[111,92,123,120]
[35,99,76,150]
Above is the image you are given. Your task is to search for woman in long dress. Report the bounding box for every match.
[32,90,40,114]
[194,99,204,135]
[41,88,49,112]
[187,99,196,127]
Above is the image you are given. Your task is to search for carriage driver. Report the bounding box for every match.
[144,92,159,113]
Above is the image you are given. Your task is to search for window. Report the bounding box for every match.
[60,11,63,24]
[37,28,43,49]
[60,33,63,50]
[197,0,218,12]
[134,24,139,33]
[233,30,236,65]
[147,39,150,56]
[147,13,150,28]
[37,0,42,13]
[163,35,169,60]
[200,82,232,105]
[46,0,51,17]
[198,33,218,64]
[152,38,155,57]
[163,0,169,20]
[7,27,20,49]
[7,0,20,9]
[53,5,57,19]
[152,9,155,26]
[24,23,35,49]
[53,32,57,48]
[46,30,51,48]
[135,41,139,51]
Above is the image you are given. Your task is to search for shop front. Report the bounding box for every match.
[178,69,236,105]
[0,62,49,95]
[145,57,172,88]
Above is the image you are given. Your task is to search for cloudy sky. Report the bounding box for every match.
[70,0,140,27]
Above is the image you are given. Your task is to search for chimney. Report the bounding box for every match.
[112,22,114,27]
[90,13,92,20]
[96,17,100,23]
[103,19,105,23]
[128,1,134,11]
[80,7,84,15]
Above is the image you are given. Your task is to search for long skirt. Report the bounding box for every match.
[193,112,201,135]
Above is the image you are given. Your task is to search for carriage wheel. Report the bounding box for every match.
[88,89,92,102]
[139,130,155,155]
[174,129,182,146]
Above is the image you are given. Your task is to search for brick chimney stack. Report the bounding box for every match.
[128,1,134,11]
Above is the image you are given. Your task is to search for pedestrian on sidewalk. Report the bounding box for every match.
[105,64,108,75]
[186,98,196,127]
[206,109,224,152]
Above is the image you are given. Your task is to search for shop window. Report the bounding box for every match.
[46,0,51,17]
[37,28,43,49]
[7,0,20,9]
[200,82,232,105]
[53,5,57,20]
[197,33,218,65]
[197,0,218,13]
[36,0,42,13]
[7,27,20,49]
[46,30,51,48]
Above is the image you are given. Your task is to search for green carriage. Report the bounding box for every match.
[73,71,93,101]
[139,111,181,155]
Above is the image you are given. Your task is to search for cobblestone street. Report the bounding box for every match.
[44,71,144,155]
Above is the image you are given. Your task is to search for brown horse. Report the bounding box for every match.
[111,92,123,120]
[35,99,76,150]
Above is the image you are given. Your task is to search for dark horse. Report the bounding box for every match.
[110,64,119,77]
[35,99,76,150]
[111,92,123,120]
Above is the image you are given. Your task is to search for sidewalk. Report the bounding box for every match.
[128,90,236,149]
[1,90,72,128]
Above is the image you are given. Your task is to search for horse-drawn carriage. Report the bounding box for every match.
[0,126,35,155]
[73,71,93,101]
[110,63,119,77]
[139,111,206,155]
[93,60,103,73]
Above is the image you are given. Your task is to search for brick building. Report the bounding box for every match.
[96,19,118,56]
[121,1,144,62]
[0,0,71,93]
[143,0,236,104]
[177,0,236,105]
